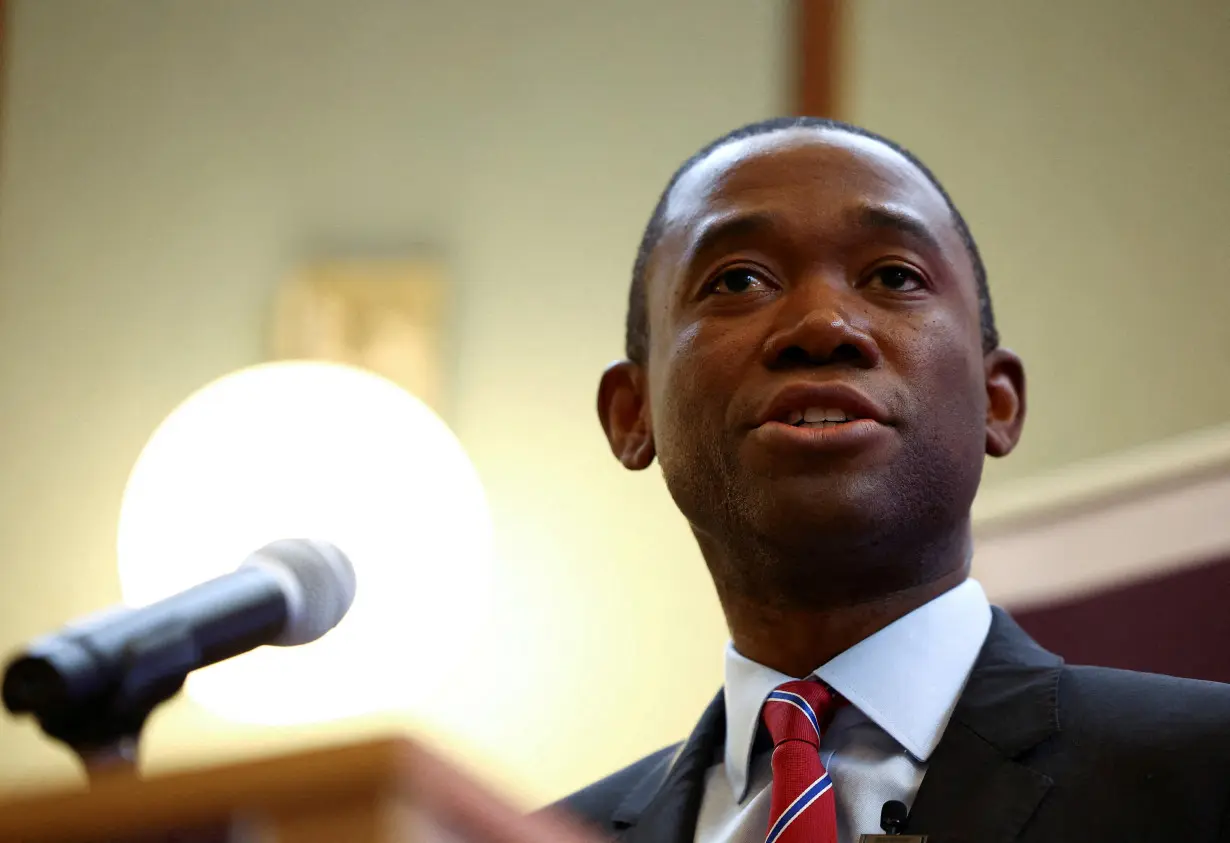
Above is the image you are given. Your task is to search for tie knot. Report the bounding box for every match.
[761,679,838,749]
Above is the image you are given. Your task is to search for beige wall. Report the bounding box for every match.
[845,0,1230,487]
[0,0,783,803]
[0,0,1226,809]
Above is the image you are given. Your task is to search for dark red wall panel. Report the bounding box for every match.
[1011,555,1230,684]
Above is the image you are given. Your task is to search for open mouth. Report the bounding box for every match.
[779,407,864,428]
[755,383,890,439]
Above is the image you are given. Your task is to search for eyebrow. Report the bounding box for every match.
[853,204,945,254]
[684,211,782,267]
[681,204,947,271]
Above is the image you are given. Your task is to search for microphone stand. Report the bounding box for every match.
[3,619,197,787]
[78,735,141,786]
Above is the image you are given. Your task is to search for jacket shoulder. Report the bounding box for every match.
[1055,664,1230,767]
[1062,664,1230,731]
[552,744,680,833]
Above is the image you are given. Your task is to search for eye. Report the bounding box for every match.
[866,264,926,292]
[706,267,773,296]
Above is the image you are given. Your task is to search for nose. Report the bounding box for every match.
[760,279,882,370]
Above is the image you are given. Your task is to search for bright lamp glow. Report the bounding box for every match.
[117,362,492,725]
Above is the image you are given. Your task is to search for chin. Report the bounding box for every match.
[744,473,892,547]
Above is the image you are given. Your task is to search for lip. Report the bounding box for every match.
[752,417,890,453]
[754,382,891,429]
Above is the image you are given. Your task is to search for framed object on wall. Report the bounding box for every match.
[272,261,447,411]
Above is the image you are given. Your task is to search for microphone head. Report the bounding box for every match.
[880,800,909,834]
[242,539,357,646]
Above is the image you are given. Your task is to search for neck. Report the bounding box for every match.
[701,525,972,677]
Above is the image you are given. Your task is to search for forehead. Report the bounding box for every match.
[661,128,960,251]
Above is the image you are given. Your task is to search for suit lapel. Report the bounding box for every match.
[613,692,725,843]
[610,609,1063,843]
[904,608,1063,843]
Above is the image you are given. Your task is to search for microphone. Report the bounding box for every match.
[1,539,356,746]
[880,800,909,835]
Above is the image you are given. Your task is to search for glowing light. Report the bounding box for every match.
[117,362,492,725]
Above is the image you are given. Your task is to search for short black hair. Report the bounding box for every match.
[625,116,998,363]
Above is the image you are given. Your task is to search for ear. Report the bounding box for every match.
[597,360,656,470]
[984,347,1026,458]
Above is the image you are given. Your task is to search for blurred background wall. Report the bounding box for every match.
[845,0,1230,486]
[0,0,1226,807]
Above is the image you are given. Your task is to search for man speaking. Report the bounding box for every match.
[559,118,1230,842]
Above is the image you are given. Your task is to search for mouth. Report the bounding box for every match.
[756,383,890,430]
[750,383,893,455]
[778,407,865,429]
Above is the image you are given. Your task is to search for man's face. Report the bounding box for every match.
[613,128,1024,560]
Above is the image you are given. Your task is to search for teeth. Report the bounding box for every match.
[781,407,858,427]
[802,407,850,423]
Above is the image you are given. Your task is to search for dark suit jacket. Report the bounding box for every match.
[558,609,1230,842]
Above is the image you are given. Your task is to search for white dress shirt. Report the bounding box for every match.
[693,579,992,843]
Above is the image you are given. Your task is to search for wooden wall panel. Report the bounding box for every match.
[795,0,841,117]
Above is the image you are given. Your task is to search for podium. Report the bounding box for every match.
[0,737,601,843]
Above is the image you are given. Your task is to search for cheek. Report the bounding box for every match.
[895,306,985,393]
[651,322,746,461]
[898,319,988,464]
[658,319,742,400]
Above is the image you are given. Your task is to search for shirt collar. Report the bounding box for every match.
[721,578,992,800]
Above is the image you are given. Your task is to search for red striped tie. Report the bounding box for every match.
[761,679,841,843]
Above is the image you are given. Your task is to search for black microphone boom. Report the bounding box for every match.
[1,539,355,754]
